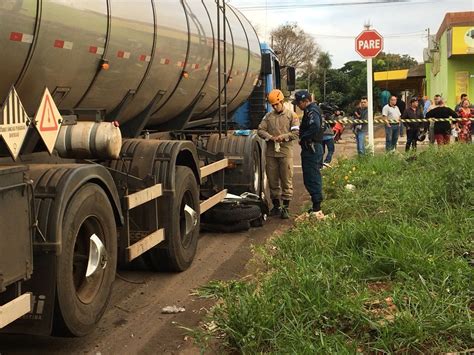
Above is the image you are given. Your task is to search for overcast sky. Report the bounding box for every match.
[231,0,474,68]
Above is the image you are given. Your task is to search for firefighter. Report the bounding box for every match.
[257,89,300,219]
[293,91,325,219]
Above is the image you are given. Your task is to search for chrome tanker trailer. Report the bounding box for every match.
[0,0,294,336]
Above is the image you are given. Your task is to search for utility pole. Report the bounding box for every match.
[365,23,375,154]
[323,70,327,102]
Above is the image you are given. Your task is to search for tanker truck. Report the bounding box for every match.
[0,0,295,336]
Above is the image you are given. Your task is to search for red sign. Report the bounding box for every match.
[355,30,384,59]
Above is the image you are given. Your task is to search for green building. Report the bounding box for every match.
[424,12,474,108]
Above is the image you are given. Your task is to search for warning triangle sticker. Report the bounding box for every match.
[39,95,59,131]
[34,88,62,154]
[0,87,29,160]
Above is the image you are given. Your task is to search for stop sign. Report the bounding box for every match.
[355,29,384,58]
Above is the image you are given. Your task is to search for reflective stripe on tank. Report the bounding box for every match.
[54,40,74,50]
[139,55,151,62]
[117,51,131,59]
[160,58,170,65]
[89,46,105,55]
[9,32,34,44]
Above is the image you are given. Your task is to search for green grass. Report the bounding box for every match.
[194,144,474,354]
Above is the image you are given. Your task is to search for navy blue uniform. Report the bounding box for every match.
[299,102,324,212]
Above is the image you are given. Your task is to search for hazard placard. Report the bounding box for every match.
[34,88,62,154]
[0,87,29,160]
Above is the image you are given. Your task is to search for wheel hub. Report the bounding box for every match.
[73,217,108,304]
[184,204,198,235]
[85,234,107,277]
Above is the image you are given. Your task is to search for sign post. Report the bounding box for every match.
[355,28,384,154]
[367,57,374,153]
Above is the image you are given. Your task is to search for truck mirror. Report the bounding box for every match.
[262,53,272,75]
[286,67,296,92]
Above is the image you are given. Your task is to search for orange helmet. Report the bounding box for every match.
[267,89,284,105]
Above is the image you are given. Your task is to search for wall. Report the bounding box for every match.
[427,32,449,103]
[448,55,474,106]
[426,28,474,108]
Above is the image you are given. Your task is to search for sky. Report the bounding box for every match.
[231,0,474,68]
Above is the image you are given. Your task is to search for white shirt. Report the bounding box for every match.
[382,104,401,124]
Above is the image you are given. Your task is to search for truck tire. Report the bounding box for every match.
[207,134,265,198]
[251,144,271,210]
[251,144,263,196]
[54,184,117,337]
[145,166,199,272]
[203,204,261,224]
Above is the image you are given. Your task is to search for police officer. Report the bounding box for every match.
[257,89,299,219]
[293,91,325,219]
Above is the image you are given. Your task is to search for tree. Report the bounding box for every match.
[316,52,332,102]
[316,51,332,72]
[300,51,418,113]
[374,52,418,71]
[270,23,319,69]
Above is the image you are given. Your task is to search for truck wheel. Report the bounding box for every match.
[251,144,262,195]
[251,144,270,208]
[203,204,261,224]
[54,184,117,337]
[145,166,199,272]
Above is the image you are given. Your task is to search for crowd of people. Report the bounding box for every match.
[257,89,472,221]
[381,93,472,151]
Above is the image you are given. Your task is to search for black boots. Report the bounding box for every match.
[270,199,281,216]
[270,199,290,219]
[280,200,290,219]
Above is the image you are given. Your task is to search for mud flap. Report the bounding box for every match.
[0,254,57,336]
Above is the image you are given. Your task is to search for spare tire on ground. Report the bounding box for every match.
[203,203,261,224]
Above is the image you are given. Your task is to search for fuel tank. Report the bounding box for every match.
[0,1,261,133]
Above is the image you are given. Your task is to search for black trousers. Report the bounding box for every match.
[301,143,323,211]
[405,128,419,151]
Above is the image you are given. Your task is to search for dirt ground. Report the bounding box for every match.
[0,132,421,354]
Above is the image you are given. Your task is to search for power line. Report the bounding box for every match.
[235,0,434,11]
[308,31,426,39]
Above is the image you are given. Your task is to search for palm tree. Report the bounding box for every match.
[317,52,332,102]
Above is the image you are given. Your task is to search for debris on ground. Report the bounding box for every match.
[294,212,335,223]
[161,305,186,314]
[344,183,356,191]
[202,320,218,332]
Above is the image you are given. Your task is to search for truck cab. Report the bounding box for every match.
[233,43,296,129]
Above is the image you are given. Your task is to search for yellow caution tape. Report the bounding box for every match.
[326,117,474,125]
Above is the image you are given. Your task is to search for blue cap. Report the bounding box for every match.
[292,90,311,105]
